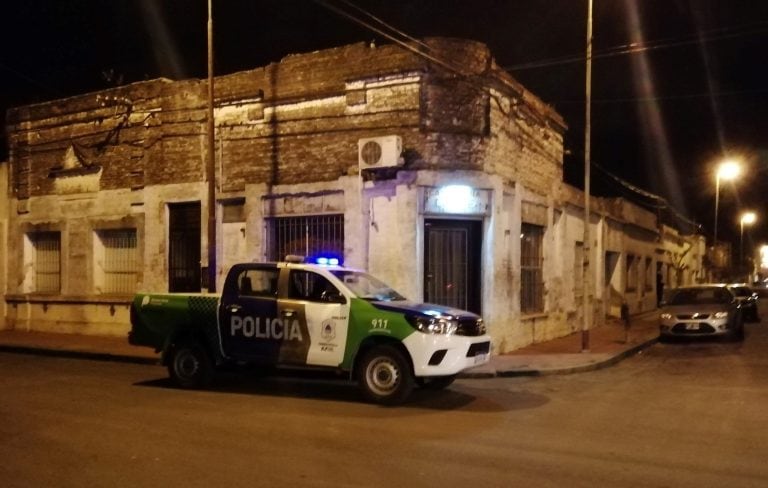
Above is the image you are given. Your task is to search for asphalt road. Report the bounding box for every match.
[2,311,768,487]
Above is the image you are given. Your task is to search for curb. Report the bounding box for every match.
[2,335,660,378]
[0,344,159,366]
[497,337,659,377]
[458,336,659,379]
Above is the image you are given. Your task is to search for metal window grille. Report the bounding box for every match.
[645,257,653,291]
[32,232,61,293]
[99,229,138,294]
[626,255,638,291]
[266,215,344,261]
[521,223,544,313]
[426,227,469,310]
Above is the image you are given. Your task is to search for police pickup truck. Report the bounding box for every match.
[129,257,491,404]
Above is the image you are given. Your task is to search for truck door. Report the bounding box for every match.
[219,266,280,361]
[280,269,349,367]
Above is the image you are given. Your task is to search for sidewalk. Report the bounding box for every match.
[462,311,660,378]
[0,311,660,377]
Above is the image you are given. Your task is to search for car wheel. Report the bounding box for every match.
[168,343,214,389]
[358,345,414,405]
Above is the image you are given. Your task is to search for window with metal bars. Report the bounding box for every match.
[520,223,544,313]
[30,232,61,293]
[266,215,344,262]
[644,257,653,292]
[96,229,138,294]
[626,255,638,292]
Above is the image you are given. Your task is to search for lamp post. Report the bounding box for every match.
[740,211,756,279]
[581,0,594,353]
[714,160,740,245]
[206,0,217,292]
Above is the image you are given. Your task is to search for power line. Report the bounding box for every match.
[554,87,768,105]
[312,0,474,78]
[312,0,527,115]
[0,61,59,95]
[335,0,433,53]
[505,21,768,72]
[593,161,701,231]
[312,1,706,235]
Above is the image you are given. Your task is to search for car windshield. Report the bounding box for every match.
[331,270,406,301]
[667,287,733,305]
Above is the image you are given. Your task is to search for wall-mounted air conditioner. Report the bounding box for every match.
[358,135,403,169]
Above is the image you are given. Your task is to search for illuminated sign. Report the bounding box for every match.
[422,185,490,215]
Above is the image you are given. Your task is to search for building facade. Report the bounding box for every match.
[3,38,704,352]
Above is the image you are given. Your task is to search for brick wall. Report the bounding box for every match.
[7,38,564,199]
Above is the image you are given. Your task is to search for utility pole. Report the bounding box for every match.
[582,0,594,352]
[206,0,217,292]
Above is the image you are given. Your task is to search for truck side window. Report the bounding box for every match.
[288,270,339,302]
[238,269,279,297]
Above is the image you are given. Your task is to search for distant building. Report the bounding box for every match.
[3,38,704,352]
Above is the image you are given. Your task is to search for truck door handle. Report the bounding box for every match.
[228,304,242,313]
[282,309,295,318]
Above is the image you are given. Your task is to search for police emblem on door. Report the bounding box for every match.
[321,320,336,341]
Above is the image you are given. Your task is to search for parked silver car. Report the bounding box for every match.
[659,284,744,341]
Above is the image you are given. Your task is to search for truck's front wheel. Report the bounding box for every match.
[168,343,214,389]
[358,345,414,405]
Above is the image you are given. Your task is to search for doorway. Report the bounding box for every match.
[168,202,201,292]
[424,219,482,314]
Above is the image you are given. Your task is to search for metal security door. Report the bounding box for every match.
[424,219,482,314]
[168,202,201,292]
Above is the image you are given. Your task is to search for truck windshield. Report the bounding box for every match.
[330,270,406,301]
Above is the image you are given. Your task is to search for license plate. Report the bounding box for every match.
[474,353,489,364]
[685,323,699,330]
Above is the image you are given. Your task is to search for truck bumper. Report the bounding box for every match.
[402,333,491,377]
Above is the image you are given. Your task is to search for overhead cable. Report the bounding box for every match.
[593,161,701,230]
[505,21,768,72]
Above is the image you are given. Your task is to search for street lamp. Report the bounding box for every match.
[740,211,756,278]
[714,160,741,245]
[581,0,594,353]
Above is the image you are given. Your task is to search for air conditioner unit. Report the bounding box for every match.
[358,135,403,169]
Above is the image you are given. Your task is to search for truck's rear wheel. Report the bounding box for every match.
[168,343,214,389]
[358,345,414,405]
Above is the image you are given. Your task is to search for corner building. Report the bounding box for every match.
[3,38,704,352]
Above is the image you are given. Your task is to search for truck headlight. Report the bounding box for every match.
[714,311,728,319]
[407,315,458,335]
[660,313,672,320]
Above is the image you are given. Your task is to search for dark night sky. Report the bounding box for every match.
[3,0,768,246]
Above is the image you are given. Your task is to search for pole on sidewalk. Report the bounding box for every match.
[206,0,217,293]
[581,0,594,352]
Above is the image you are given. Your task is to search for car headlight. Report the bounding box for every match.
[660,313,673,320]
[406,315,458,335]
[714,311,728,319]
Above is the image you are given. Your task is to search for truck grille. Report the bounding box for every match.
[671,323,716,334]
[677,313,711,320]
[467,341,491,357]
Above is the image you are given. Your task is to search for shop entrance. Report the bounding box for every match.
[424,219,482,314]
[168,202,201,292]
